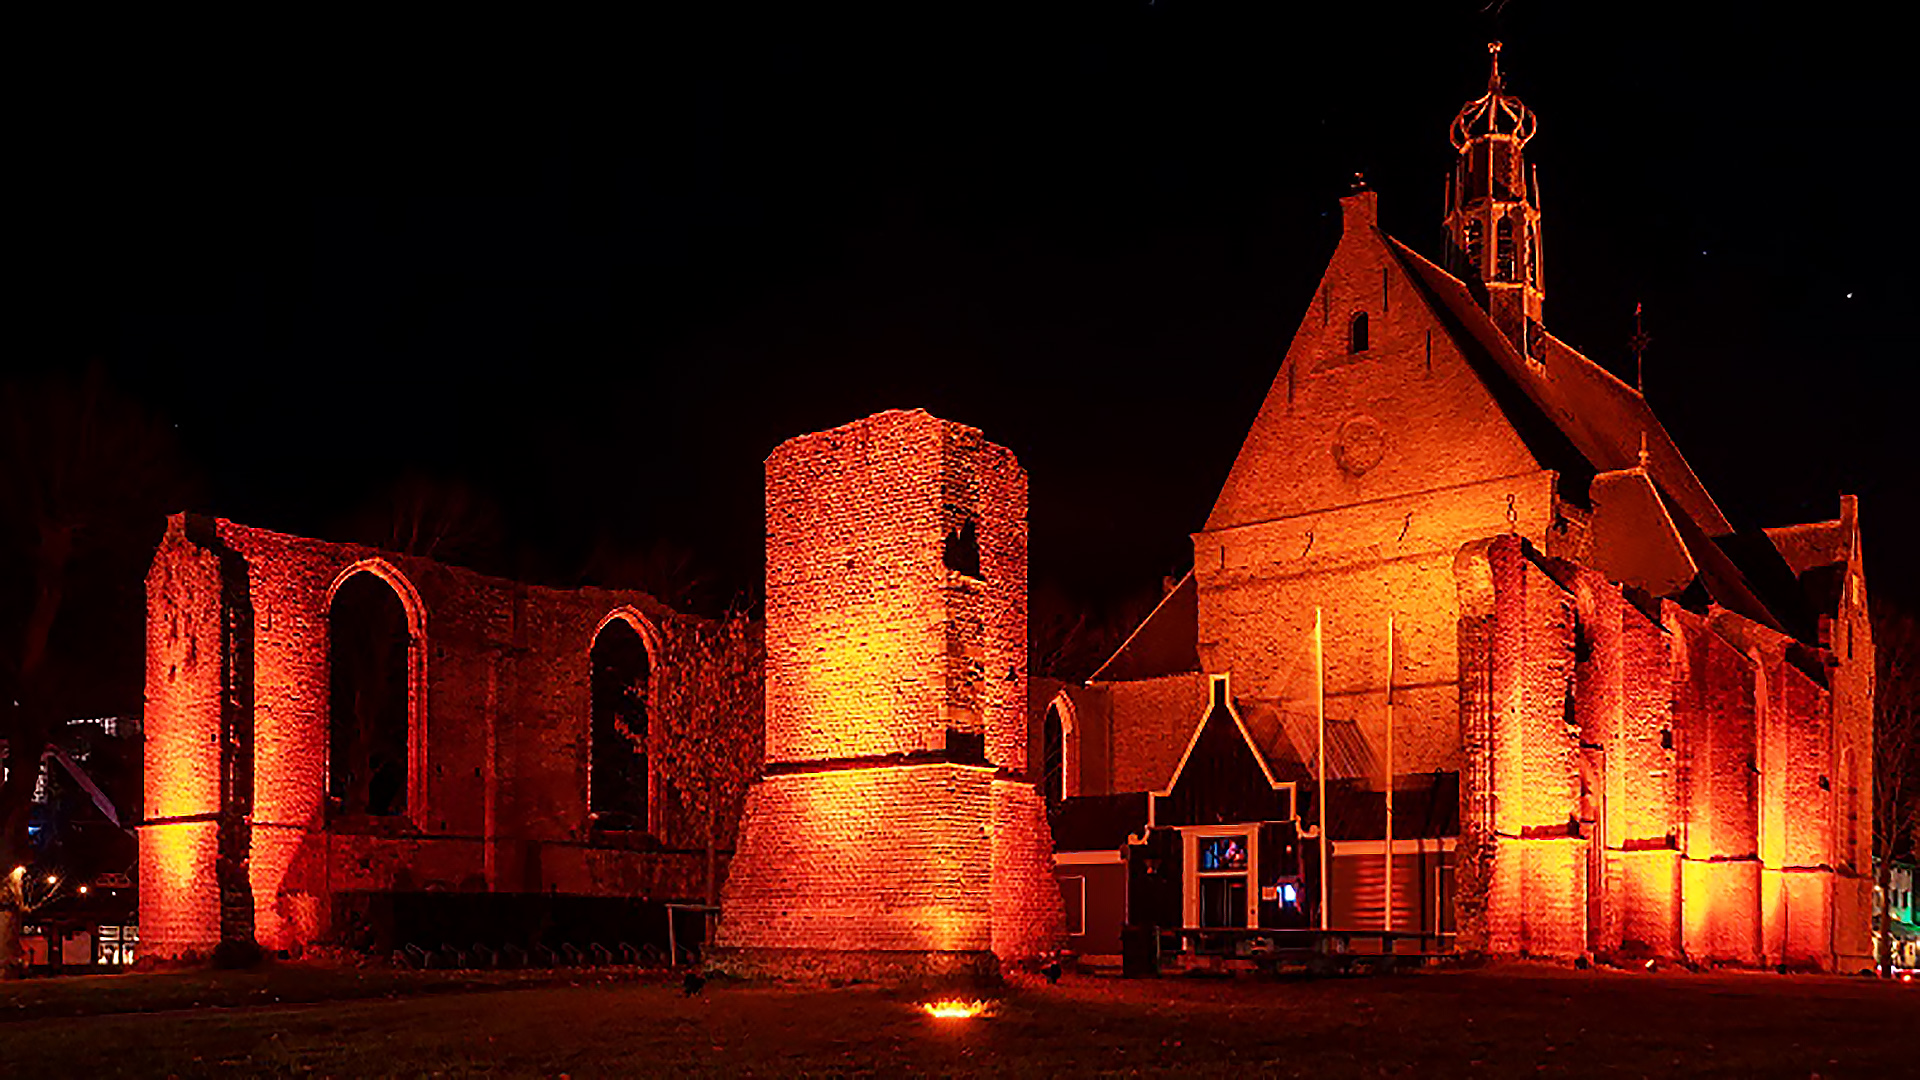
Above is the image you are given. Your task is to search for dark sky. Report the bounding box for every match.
[21,5,1918,616]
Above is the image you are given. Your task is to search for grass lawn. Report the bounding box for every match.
[0,962,1912,1077]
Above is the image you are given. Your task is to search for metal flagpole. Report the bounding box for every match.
[1317,606,1329,931]
[1384,613,1395,935]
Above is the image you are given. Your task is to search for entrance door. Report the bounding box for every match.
[1190,830,1254,928]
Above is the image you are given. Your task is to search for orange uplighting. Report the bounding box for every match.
[921,999,993,1020]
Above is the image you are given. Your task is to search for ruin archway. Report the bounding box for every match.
[1042,691,1077,806]
[590,607,660,833]
[326,561,425,820]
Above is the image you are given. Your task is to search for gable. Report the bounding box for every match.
[1089,571,1200,682]
[1206,193,1545,533]
[1155,678,1293,828]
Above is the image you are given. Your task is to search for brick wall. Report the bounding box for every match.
[140,513,759,959]
[1183,189,1565,815]
[1451,535,1857,969]
[140,522,227,956]
[719,410,1061,974]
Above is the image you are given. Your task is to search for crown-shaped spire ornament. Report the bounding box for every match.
[1450,42,1538,150]
[1443,42,1547,339]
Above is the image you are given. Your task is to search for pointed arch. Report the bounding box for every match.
[325,558,428,821]
[590,606,664,833]
[1042,690,1078,805]
[1348,311,1370,354]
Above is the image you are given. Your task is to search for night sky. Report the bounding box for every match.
[21,5,1917,623]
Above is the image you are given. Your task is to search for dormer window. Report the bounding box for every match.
[1348,312,1369,354]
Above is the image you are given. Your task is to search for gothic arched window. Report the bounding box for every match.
[1464,219,1484,273]
[329,571,413,818]
[590,616,651,832]
[1042,703,1065,807]
[1348,312,1369,354]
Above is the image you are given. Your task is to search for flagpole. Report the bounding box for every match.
[1384,613,1395,935]
[1316,606,1329,932]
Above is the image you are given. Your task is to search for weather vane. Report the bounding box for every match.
[1630,301,1651,392]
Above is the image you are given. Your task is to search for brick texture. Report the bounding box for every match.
[717,410,1062,975]
[1447,536,1867,969]
[140,513,760,959]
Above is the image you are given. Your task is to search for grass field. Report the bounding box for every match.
[0,961,1912,1077]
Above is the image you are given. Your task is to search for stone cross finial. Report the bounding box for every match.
[1488,41,1504,91]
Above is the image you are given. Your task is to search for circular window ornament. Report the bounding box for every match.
[1334,415,1387,475]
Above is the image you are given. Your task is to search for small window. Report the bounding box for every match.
[1496,215,1517,282]
[1348,312,1369,354]
[1464,218,1484,271]
[942,518,981,578]
[1199,835,1249,873]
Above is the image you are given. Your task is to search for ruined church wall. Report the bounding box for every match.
[719,409,1062,972]
[1454,535,1857,969]
[141,514,753,958]
[140,525,229,957]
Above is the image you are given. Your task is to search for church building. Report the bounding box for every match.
[1045,45,1876,973]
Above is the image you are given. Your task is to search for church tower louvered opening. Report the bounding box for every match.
[1444,42,1545,345]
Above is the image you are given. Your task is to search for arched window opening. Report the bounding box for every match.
[1495,215,1517,282]
[942,518,982,579]
[1348,312,1369,355]
[329,571,411,818]
[1464,219,1484,273]
[591,617,650,832]
[1042,703,1065,807]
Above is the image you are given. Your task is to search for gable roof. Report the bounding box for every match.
[1153,676,1295,828]
[1380,234,1827,642]
[1088,571,1200,683]
[1383,236,1733,535]
[1240,698,1377,784]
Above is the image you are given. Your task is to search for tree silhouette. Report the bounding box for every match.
[646,612,762,906]
[1872,600,1920,976]
[0,369,189,977]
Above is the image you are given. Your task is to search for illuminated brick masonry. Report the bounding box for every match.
[716,409,1064,979]
[1059,44,1875,973]
[1455,534,1873,969]
[141,512,760,960]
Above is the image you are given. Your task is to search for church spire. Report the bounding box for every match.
[1444,42,1545,344]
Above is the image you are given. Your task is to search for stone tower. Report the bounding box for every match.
[1443,41,1545,344]
[715,409,1063,980]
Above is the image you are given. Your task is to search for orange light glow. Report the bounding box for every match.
[921,999,993,1020]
